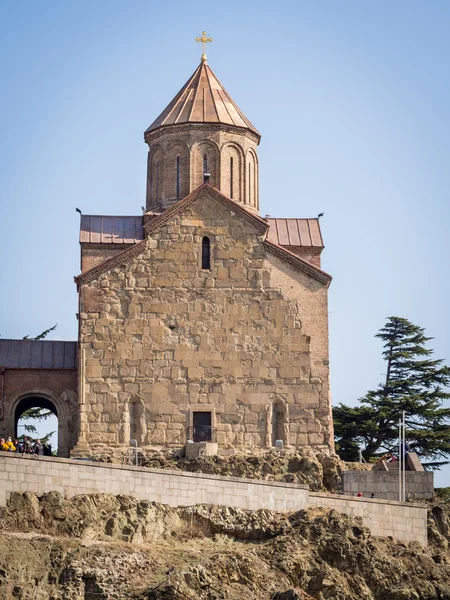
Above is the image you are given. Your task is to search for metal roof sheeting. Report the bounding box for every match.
[0,340,77,369]
[266,218,324,248]
[79,215,323,249]
[80,216,144,244]
[146,61,260,137]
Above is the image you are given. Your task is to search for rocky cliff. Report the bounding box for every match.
[91,447,354,492]
[0,491,449,600]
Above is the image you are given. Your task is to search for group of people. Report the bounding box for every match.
[0,436,51,456]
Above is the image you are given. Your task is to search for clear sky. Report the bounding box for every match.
[1,1,449,486]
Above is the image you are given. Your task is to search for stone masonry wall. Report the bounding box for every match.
[77,191,331,452]
[0,454,428,545]
[81,245,137,274]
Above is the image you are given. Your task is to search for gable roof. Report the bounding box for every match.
[75,185,331,286]
[143,184,269,236]
[145,60,260,139]
[75,185,268,285]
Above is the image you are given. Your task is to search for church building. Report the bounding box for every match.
[0,45,333,457]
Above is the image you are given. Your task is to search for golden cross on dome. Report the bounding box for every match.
[196,31,212,62]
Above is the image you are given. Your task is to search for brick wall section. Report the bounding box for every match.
[145,124,260,213]
[342,470,434,501]
[309,492,428,546]
[77,193,332,451]
[2,369,77,403]
[0,455,427,545]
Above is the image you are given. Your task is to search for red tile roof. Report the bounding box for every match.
[266,218,324,248]
[79,216,143,244]
[0,339,77,369]
[145,61,260,138]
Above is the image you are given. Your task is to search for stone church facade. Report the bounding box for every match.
[1,55,333,456]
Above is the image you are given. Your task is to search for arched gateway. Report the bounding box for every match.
[0,340,78,457]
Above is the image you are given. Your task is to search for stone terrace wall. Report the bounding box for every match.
[0,454,308,513]
[309,492,427,546]
[0,455,427,545]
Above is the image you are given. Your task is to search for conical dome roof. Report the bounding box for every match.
[146,60,260,138]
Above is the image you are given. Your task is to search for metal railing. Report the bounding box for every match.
[186,425,217,443]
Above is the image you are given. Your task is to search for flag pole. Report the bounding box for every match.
[402,411,406,502]
[398,418,402,503]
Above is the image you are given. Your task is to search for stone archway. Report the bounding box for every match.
[11,390,75,457]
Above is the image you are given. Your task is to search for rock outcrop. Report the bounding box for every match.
[91,447,346,492]
[0,491,449,599]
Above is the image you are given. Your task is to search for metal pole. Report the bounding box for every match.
[402,411,406,502]
[398,419,402,503]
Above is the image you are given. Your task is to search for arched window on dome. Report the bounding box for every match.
[230,157,234,199]
[176,156,181,198]
[203,154,208,174]
[202,236,211,270]
[155,161,160,201]
[248,162,252,205]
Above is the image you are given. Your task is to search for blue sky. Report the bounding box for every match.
[1,1,449,486]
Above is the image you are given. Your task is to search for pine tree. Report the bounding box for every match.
[334,317,450,466]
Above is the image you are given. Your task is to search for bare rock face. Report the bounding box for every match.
[93,446,346,492]
[428,500,450,549]
[0,492,449,599]
[2,491,181,543]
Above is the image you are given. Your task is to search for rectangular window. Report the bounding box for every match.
[193,411,212,442]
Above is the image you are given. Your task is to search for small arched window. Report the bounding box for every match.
[202,236,211,270]
[230,157,234,199]
[176,156,181,198]
[203,154,208,174]
[248,162,252,205]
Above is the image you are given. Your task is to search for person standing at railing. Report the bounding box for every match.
[21,436,32,456]
[34,439,45,457]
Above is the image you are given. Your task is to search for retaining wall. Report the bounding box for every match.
[0,454,427,545]
[342,470,434,501]
[309,492,427,546]
[0,453,308,513]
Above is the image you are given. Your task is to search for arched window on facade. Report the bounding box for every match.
[230,157,234,199]
[176,156,181,198]
[203,154,208,174]
[155,161,160,201]
[202,236,211,270]
[248,162,252,205]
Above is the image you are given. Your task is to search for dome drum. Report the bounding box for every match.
[145,123,259,213]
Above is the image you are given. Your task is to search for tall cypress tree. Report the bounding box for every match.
[334,317,450,466]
